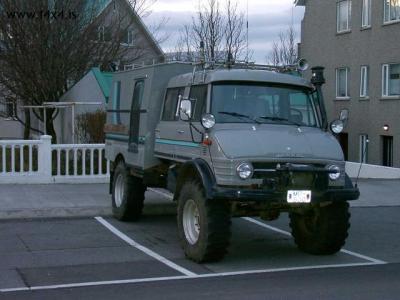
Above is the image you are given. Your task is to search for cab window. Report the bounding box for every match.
[188,85,207,121]
[161,87,184,121]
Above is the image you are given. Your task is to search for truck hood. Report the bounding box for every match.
[213,125,344,161]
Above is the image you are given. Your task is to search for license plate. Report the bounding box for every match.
[287,190,311,203]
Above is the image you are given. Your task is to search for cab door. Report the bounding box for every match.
[155,87,186,158]
[155,85,207,160]
[173,84,208,159]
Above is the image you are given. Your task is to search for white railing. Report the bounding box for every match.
[51,144,110,183]
[0,140,40,174]
[0,135,110,184]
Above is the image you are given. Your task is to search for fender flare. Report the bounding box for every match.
[175,158,216,200]
[344,173,355,189]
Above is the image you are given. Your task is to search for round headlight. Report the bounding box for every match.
[201,114,216,129]
[236,162,253,179]
[328,165,341,180]
[330,120,344,134]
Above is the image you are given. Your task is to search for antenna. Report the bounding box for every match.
[246,0,249,63]
[355,138,369,188]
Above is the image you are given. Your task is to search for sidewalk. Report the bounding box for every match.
[0,184,176,220]
[0,179,399,220]
[352,179,400,207]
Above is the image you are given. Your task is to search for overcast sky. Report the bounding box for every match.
[144,0,305,63]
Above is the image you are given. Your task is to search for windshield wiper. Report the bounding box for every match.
[257,116,301,126]
[218,111,261,124]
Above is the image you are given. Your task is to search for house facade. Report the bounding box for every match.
[55,68,112,144]
[0,0,164,141]
[296,0,400,167]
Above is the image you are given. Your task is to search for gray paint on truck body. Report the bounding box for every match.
[106,62,345,188]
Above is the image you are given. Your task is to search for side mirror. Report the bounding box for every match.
[339,109,349,122]
[179,99,192,121]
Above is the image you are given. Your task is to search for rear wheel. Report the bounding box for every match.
[177,181,231,263]
[112,161,146,221]
[289,201,350,255]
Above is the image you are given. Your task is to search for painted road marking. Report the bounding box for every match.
[0,261,382,293]
[95,217,196,277]
[149,188,174,200]
[242,217,387,265]
[1,190,388,294]
[150,188,388,265]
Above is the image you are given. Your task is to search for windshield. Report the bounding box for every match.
[211,83,319,127]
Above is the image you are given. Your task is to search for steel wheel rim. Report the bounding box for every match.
[183,199,200,245]
[114,174,124,208]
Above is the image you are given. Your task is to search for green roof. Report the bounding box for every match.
[92,67,113,102]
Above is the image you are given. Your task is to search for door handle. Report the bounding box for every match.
[155,129,160,133]
[177,130,185,134]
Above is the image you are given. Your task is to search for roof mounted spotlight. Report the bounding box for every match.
[297,58,309,72]
[311,66,326,86]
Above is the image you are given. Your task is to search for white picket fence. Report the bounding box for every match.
[1,136,400,185]
[0,135,110,184]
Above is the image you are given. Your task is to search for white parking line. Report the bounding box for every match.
[95,217,196,277]
[243,217,291,236]
[149,188,388,265]
[242,217,387,265]
[0,261,382,293]
[0,201,388,294]
[148,188,174,200]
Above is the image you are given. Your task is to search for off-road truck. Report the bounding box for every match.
[104,61,360,262]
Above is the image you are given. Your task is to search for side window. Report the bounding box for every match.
[162,87,184,121]
[189,85,207,121]
[112,81,121,124]
[129,80,145,152]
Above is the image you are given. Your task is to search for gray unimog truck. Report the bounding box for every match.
[104,61,360,262]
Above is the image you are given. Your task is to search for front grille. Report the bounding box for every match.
[252,162,328,191]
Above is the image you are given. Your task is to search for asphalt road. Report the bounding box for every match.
[1,205,399,299]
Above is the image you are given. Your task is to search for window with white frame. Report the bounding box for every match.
[98,26,105,42]
[0,100,16,119]
[360,65,369,97]
[337,0,352,32]
[359,134,369,163]
[127,30,134,45]
[382,63,400,97]
[384,0,400,23]
[336,68,349,98]
[362,0,371,27]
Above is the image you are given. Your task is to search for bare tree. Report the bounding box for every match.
[0,0,159,142]
[267,26,298,66]
[174,0,246,63]
[129,0,157,18]
[193,0,224,62]
[224,0,246,61]
[173,25,195,62]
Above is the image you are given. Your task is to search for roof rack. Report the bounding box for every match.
[189,58,309,84]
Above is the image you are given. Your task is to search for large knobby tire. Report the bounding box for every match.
[289,201,350,255]
[112,162,146,221]
[177,181,231,263]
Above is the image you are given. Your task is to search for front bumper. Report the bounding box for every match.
[212,186,360,203]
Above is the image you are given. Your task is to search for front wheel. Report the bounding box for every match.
[289,201,350,255]
[177,181,231,263]
[112,161,146,221]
